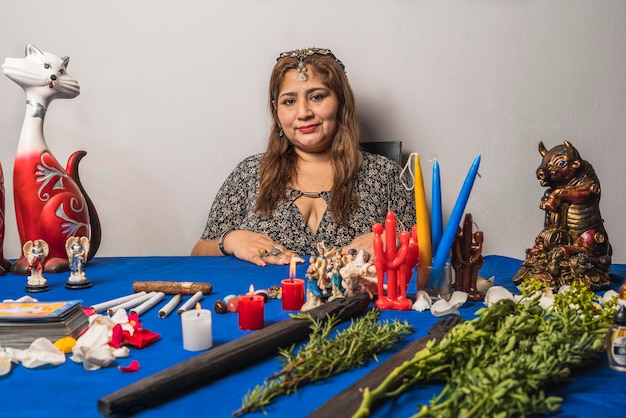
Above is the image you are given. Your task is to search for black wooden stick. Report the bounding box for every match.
[98,293,371,416]
[308,316,463,418]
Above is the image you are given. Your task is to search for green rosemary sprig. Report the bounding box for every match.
[354,279,617,418]
[233,309,413,416]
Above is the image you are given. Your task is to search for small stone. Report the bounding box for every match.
[214,300,228,314]
[226,297,239,313]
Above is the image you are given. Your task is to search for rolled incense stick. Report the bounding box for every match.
[130,292,165,316]
[97,293,371,416]
[132,281,212,295]
[90,292,147,314]
[158,294,183,318]
[177,291,204,315]
[107,292,155,316]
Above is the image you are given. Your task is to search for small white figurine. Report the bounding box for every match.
[301,257,324,311]
[339,250,378,299]
[65,236,91,289]
[24,239,50,292]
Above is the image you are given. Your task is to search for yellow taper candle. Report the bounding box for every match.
[413,153,432,289]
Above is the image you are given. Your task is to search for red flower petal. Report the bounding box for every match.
[109,324,124,348]
[118,360,140,372]
[127,312,141,330]
[123,328,161,348]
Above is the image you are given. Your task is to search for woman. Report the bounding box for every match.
[192,47,414,266]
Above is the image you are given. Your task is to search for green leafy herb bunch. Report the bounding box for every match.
[234,308,413,416]
[355,279,618,418]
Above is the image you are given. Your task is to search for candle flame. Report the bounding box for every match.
[195,302,201,310]
[289,255,296,279]
[249,284,255,294]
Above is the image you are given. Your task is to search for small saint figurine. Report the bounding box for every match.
[65,236,91,289]
[327,254,345,301]
[301,256,324,311]
[24,239,50,292]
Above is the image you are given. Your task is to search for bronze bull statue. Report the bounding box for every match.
[513,140,612,290]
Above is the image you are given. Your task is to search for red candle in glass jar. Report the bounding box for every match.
[238,285,264,330]
[281,256,305,310]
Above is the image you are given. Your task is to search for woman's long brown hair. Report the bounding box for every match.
[255,51,362,225]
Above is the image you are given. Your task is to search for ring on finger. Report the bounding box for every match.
[270,247,282,257]
[259,249,269,258]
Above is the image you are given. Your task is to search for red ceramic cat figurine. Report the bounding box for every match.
[2,44,101,274]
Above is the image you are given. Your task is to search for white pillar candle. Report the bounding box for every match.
[181,308,213,351]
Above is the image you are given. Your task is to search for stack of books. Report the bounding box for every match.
[0,300,90,349]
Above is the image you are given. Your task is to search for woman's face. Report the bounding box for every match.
[275,69,340,154]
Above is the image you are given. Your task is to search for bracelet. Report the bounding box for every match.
[218,228,235,256]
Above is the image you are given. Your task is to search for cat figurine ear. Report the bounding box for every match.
[2,45,100,274]
[26,43,45,58]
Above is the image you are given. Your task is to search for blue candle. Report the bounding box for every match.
[431,159,443,253]
[432,154,481,269]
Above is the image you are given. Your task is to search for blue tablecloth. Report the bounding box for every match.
[0,255,624,417]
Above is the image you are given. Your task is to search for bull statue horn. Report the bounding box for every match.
[538,141,548,156]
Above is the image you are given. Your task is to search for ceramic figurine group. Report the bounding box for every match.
[23,236,91,292]
[1,44,101,277]
[301,243,376,311]
[513,141,612,291]
[301,212,418,312]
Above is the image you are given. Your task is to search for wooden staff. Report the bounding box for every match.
[97,293,371,416]
[308,316,463,417]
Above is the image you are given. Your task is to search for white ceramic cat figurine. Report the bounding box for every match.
[2,44,101,274]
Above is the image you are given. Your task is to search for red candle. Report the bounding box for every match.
[281,278,305,310]
[238,285,264,330]
[282,256,305,311]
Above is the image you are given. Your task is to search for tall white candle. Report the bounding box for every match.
[181,308,213,351]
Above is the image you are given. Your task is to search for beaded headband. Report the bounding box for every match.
[276,47,346,81]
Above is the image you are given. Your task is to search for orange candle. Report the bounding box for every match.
[238,284,264,330]
[413,153,432,288]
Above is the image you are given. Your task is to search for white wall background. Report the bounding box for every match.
[0,1,624,263]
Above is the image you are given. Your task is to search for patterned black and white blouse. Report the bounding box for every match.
[200,152,416,257]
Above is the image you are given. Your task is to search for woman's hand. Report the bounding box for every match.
[223,230,295,267]
[342,232,375,256]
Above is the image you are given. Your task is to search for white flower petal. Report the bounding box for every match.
[412,290,432,312]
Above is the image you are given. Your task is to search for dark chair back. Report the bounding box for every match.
[360,141,403,164]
